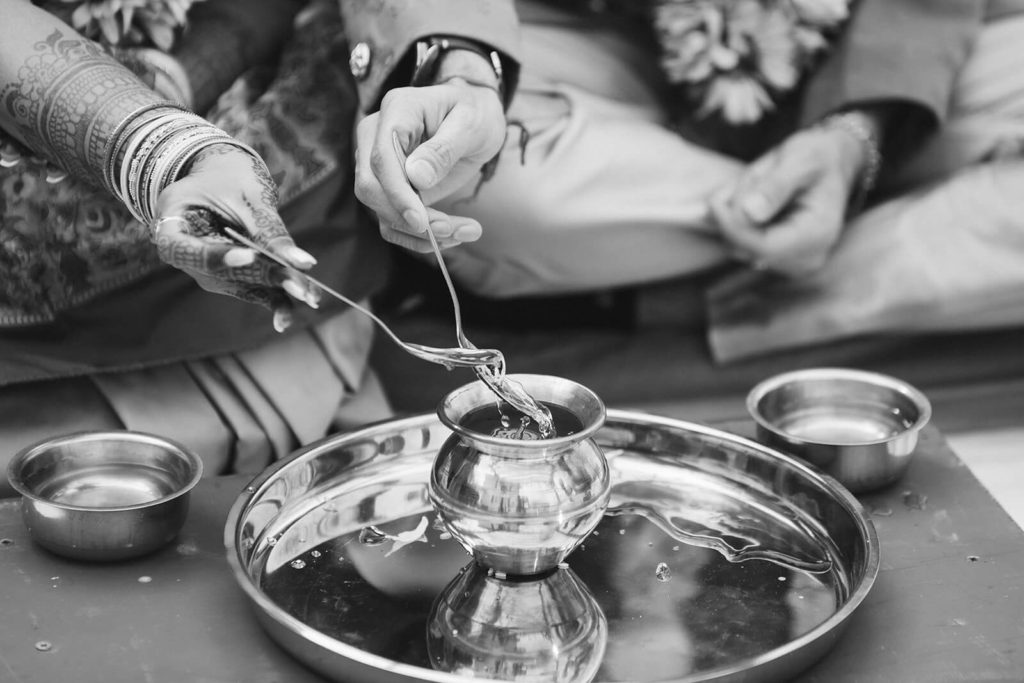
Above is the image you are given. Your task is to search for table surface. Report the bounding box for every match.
[2,418,1023,683]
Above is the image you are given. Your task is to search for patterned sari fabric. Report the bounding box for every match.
[0,3,393,486]
[1,170,163,328]
[0,128,159,327]
[0,0,346,328]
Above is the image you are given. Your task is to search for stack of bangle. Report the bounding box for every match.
[101,103,261,225]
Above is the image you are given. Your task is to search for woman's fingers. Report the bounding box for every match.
[156,144,318,271]
[151,208,320,308]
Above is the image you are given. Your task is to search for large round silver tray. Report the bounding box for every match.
[225,409,878,683]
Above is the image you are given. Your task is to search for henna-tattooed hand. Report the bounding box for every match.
[152,143,321,332]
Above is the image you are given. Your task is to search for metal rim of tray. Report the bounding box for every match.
[225,408,880,683]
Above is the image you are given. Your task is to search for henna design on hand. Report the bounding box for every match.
[154,208,276,286]
[0,29,160,188]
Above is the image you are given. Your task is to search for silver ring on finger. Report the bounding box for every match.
[151,215,189,239]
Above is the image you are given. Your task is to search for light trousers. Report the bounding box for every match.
[440,8,1024,361]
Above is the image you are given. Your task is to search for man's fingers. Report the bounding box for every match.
[365,125,429,236]
[733,143,817,225]
[379,210,481,253]
[404,111,477,191]
[709,186,768,258]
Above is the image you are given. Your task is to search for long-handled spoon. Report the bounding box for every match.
[223,227,503,370]
[390,133,553,433]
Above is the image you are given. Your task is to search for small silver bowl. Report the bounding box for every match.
[7,430,203,561]
[747,368,932,493]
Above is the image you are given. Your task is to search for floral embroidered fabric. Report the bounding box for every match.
[0,147,160,326]
[0,0,347,326]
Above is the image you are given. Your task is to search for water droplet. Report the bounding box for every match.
[655,562,672,582]
[499,414,511,429]
[672,545,679,552]
[439,532,452,540]
[310,550,322,558]
[359,526,388,546]
[868,504,894,517]
[618,529,626,535]
[778,576,787,581]
[902,491,928,511]
[138,576,152,583]
[35,641,52,652]
[176,541,199,556]
[967,555,980,562]
[266,536,278,546]
[290,559,306,569]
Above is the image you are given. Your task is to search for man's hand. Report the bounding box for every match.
[353,54,506,254]
[709,119,871,277]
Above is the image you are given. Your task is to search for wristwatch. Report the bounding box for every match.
[411,36,509,109]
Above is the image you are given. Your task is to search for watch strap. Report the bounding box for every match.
[411,36,508,109]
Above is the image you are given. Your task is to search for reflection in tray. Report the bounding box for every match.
[227,410,878,683]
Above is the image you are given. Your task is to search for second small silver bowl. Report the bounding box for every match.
[7,430,203,561]
[747,368,932,493]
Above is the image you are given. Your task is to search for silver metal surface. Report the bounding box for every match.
[428,563,608,682]
[226,410,878,683]
[431,374,609,575]
[747,367,932,493]
[8,430,202,561]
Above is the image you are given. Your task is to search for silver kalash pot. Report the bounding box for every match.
[429,374,609,576]
[427,562,608,682]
